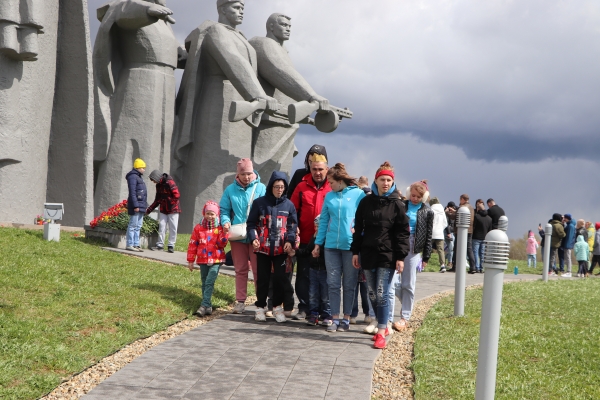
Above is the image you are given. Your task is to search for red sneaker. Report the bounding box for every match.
[373,333,386,349]
[372,328,390,341]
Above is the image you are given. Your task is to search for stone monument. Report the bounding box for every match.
[93,0,187,215]
[0,0,94,227]
[172,0,279,232]
[249,13,330,184]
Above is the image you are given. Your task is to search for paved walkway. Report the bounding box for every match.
[83,248,546,400]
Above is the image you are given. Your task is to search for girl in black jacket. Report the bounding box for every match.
[351,162,410,349]
[390,180,434,333]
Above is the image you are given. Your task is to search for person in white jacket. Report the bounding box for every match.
[429,197,448,272]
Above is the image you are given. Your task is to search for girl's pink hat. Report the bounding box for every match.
[203,201,220,216]
[237,158,253,174]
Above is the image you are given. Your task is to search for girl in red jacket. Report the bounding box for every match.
[187,201,229,317]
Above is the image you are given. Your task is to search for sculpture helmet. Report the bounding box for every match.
[217,0,244,8]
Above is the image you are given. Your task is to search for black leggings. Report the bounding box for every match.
[255,253,295,310]
[589,255,600,274]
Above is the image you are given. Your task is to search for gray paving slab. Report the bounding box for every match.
[85,248,545,399]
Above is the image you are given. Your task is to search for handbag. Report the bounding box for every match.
[228,183,257,241]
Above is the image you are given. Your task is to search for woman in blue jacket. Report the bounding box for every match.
[219,158,267,314]
[313,163,366,332]
[247,171,298,323]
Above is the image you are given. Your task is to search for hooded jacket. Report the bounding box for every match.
[315,185,366,250]
[472,209,492,240]
[290,173,331,244]
[574,235,589,261]
[561,219,576,249]
[403,199,434,262]
[187,222,229,265]
[431,203,448,240]
[550,218,566,248]
[246,171,298,257]
[146,173,181,214]
[126,169,148,215]
[287,144,328,198]
[219,171,266,243]
[351,186,410,269]
[526,234,538,255]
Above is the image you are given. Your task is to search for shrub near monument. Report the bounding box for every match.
[90,200,158,234]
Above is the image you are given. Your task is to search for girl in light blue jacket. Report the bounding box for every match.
[313,163,366,332]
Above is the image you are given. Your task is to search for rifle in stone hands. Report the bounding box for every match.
[230,99,351,132]
[229,99,314,128]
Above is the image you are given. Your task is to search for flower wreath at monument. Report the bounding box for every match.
[89,200,158,234]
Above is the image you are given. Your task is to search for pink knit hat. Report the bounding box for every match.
[237,158,253,174]
[203,201,220,216]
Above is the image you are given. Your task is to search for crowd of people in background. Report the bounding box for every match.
[122,144,512,350]
[538,215,600,278]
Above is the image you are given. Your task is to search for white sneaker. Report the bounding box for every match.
[265,310,273,318]
[255,307,266,322]
[363,320,378,334]
[363,316,373,324]
[273,306,287,323]
[387,322,395,336]
[232,302,246,314]
[561,272,572,278]
[349,317,357,324]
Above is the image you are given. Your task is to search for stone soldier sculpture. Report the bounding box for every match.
[249,13,330,183]
[172,0,279,232]
[93,0,187,215]
[0,0,94,226]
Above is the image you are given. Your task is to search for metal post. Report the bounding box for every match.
[454,206,470,316]
[543,224,552,282]
[475,229,510,400]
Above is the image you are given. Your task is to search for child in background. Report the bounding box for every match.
[187,201,229,316]
[526,230,539,268]
[289,215,332,327]
[574,234,590,277]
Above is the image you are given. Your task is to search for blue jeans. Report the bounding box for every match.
[324,248,358,317]
[527,254,537,268]
[472,239,485,271]
[309,269,331,319]
[351,280,375,318]
[445,235,454,265]
[126,212,144,247]
[200,264,220,308]
[363,268,395,329]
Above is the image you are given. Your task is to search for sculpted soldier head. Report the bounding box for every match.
[266,13,291,43]
[217,0,245,27]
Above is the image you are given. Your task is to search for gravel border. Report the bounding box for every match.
[40,296,257,400]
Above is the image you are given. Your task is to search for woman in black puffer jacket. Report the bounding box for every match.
[390,180,433,332]
[351,161,410,349]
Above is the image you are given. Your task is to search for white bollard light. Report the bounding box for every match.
[543,223,552,282]
[454,206,470,316]
[497,215,508,232]
[475,228,510,400]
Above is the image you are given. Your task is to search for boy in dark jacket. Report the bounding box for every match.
[125,158,148,252]
[290,215,331,326]
[247,171,298,323]
[146,170,181,253]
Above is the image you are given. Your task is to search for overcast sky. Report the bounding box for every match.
[87,0,600,238]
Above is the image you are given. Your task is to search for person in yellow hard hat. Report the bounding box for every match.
[126,158,148,252]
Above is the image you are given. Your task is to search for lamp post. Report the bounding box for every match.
[454,206,470,316]
[543,224,552,282]
[475,228,510,400]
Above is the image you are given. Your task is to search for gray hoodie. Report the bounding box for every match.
[594,231,600,256]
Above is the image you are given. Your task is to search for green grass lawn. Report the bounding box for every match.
[423,253,543,275]
[412,279,600,399]
[0,227,247,400]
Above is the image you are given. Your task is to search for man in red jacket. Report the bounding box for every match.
[290,156,330,319]
[147,170,181,252]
